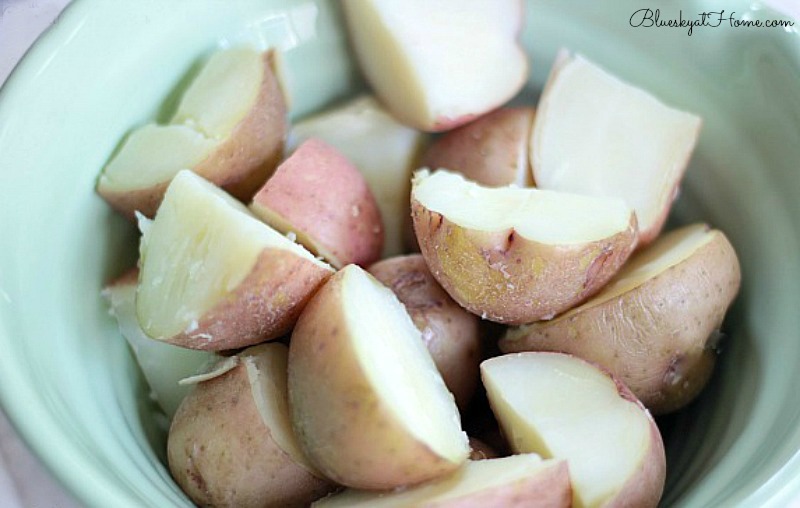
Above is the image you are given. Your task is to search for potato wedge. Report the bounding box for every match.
[98,48,286,218]
[500,223,741,414]
[482,353,665,508]
[411,169,637,324]
[251,138,383,268]
[313,455,570,508]
[137,170,333,351]
[288,264,469,489]
[168,344,332,508]
[369,254,481,409]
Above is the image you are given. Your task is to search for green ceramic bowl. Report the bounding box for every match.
[0,0,798,506]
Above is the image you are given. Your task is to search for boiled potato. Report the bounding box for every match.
[501,223,741,414]
[288,264,469,489]
[369,254,481,409]
[313,455,570,507]
[482,352,665,508]
[97,48,286,218]
[167,344,332,508]
[137,170,333,351]
[411,169,637,324]
[251,138,383,268]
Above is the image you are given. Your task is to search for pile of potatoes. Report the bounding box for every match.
[99,1,741,507]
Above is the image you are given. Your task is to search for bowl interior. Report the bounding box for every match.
[1,0,799,506]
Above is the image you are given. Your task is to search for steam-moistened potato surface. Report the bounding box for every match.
[411,170,637,324]
[482,353,666,508]
[314,455,570,507]
[288,264,469,489]
[501,223,741,414]
[250,138,383,268]
[421,107,536,187]
[136,170,333,351]
[532,50,701,244]
[103,269,215,418]
[341,0,528,132]
[368,255,481,409]
[97,48,286,218]
[289,95,425,257]
[168,344,332,508]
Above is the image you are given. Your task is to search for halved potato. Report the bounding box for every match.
[168,344,332,508]
[97,48,286,218]
[137,170,333,351]
[288,264,469,489]
[103,269,215,418]
[251,138,383,268]
[420,107,535,187]
[411,169,637,324]
[500,223,741,414]
[368,254,481,409]
[313,455,570,507]
[482,353,665,508]
[288,95,426,257]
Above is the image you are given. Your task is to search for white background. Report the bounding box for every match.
[0,0,798,506]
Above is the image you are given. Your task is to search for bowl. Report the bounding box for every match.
[1,0,799,506]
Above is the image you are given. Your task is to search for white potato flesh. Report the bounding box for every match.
[533,51,701,235]
[137,170,326,340]
[289,95,425,256]
[483,354,653,508]
[172,48,263,139]
[345,266,465,461]
[103,279,214,418]
[314,454,557,507]
[414,169,632,245]
[100,124,216,189]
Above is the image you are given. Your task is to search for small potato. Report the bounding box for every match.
[412,169,637,324]
[369,254,481,409]
[500,223,741,414]
[98,48,286,219]
[251,138,383,268]
[167,344,332,508]
[420,107,535,187]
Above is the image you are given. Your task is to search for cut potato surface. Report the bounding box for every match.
[289,95,425,257]
[137,170,332,351]
[168,344,331,508]
[289,264,468,489]
[412,170,637,324]
[482,353,665,508]
[501,223,741,414]
[532,50,701,244]
[98,48,286,218]
[314,455,571,508]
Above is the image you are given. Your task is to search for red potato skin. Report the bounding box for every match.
[251,138,383,268]
[167,358,332,508]
[99,51,287,219]
[421,108,536,187]
[369,255,481,409]
[159,249,333,351]
[288,269,465,490]
[411,199,638,325]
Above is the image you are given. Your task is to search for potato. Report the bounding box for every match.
[411,169,637,324]
[500,223,741,414]
[102,269,215,418]
[97,48,286,218]
[368,254,481,409]
[420,107,535,187]
[137,170,333,351]
[288,264,469,489]
[313,455,570,508]
[251,138,383,268]
[482,352,666,508]
[167,344,332,508]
